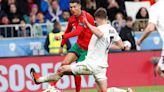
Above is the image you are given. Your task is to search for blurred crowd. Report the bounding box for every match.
[0,0,154,25]
[0,0,156,50]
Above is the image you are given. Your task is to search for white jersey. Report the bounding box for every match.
[149,0,164,56]
[85,24,121,67]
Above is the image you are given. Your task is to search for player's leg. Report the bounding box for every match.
[61,52,78,65]
[156,56,164,77]
[95,79,107,92]
[45,52,78,89]
[74,50,87,92]
[30,64,74,84]
[30,68,62,84]
[93,66,108,92]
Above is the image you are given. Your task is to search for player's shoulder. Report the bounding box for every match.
[150,1,162,11]
[98,24,114,30]
[68,16,76,23]
[83,11,94,20]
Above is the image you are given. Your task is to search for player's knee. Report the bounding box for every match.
[58,65,70,74]
[61,61,70,66]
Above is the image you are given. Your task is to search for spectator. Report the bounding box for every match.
[59,0,70,11]
[0,11,6,19]
[29,13,37,24]
[0,0,5,11]
[8,3,23,24]
[44,20,71,54]
[95,0,108,8]
[48,0,62,21]
[16,0,29,16]
[19,21,31,37]
[59,10,70,22]
[136,7,149,19]
[119,16,136,50]
[112,12,126,33]
[85,0,96,16]
[39,0,49,13]
[107,0,126,22]
[133,7,149,31]
[36,12,47,23]
[30,4,39,15]
[27,0,35,13]
[0,16,12,37]
[35,12,49,36]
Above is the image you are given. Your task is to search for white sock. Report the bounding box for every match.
[107,87,127,92]
[37,73,61,83]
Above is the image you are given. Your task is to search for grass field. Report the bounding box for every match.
[63,86,164,92]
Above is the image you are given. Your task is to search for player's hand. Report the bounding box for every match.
[136,39,141,46]
[124,46,131,51]
[123,41,131,51]
[54,35,62,40]
[59,47,64,55]
[82,13,88,23]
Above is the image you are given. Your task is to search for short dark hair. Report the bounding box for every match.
[94,8,107,19]
[126,16,133,21]
[69,0,81,4]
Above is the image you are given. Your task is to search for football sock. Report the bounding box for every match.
[50,81,57,86]
[74,75,81,92]
[37,73,61,83]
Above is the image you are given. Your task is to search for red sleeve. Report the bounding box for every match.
[63,12,94,39]
[86,12,95,26]
[61,19,72,47]
[63,25,85,39]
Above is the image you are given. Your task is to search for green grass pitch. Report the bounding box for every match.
[63,86,164,92]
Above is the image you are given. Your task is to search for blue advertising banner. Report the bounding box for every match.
[0,32,162,57]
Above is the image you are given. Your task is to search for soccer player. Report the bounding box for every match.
[30,8,132,92]
[44,0,95,92]
[137,0,164,77]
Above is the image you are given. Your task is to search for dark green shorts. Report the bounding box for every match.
[69,43,87,62]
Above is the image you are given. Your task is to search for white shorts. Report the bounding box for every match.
[71,60,107,81]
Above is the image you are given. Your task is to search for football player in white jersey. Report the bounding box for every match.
[30,8,132,92]
[137,0,164,77]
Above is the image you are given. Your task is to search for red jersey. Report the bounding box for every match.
[141,0,155,5]
[61,11,95,50]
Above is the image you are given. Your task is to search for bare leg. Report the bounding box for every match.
[31,65,73,84]
[49,52,78,85]
[95,80,107,92]
[62,52,78,65]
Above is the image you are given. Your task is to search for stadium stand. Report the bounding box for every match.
[0,0,161,57]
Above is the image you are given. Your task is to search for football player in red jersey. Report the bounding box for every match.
[39,0,94,92]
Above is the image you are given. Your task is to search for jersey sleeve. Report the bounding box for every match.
[62,25,85,39]
[62,12,94,40]
[149,5,158,25]
[61,19,73,46]
[113,29,121,42]
[86,13,95,26]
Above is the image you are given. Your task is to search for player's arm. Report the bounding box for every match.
[137,22,156,45]
[110,40,124,50]
[84,18,103,38]
[137,6,157,46]
[62,25,84,39]
[61,20,73,47]
[109,29,130,51]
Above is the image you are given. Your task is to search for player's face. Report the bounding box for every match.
[69,3,81,17]
[95,18,101,26]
